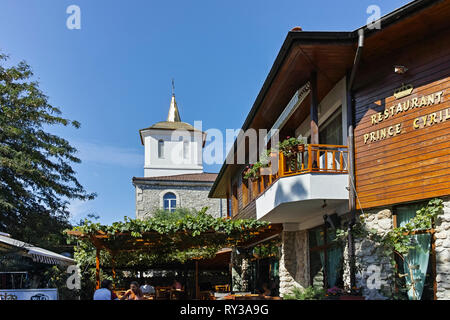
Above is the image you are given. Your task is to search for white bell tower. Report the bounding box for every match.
[139,85,205,178]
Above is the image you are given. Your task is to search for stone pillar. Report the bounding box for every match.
[435,197,450,300]
[355,208,394,300]
[279,230,309,297]
[231,248,250,292]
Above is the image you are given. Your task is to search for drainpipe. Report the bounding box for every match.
[347,28,364,289]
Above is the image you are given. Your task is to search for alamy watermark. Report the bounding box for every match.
[66,5,81,30]
[66,265,81,290]
[157,121,280,173]
[366,5,381,30]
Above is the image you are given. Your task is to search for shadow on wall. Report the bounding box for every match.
[273,176,308,210]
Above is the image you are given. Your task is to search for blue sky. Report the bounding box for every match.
[0,0,409,224]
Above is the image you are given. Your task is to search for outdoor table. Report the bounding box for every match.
[222,292,251,300]
[223,293,281,300]
[214,292,230,300]
[214,284,230,292]
[155,287,172,300]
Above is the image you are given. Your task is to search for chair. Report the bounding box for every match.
[155,287,171,300]
[214,284,230,292]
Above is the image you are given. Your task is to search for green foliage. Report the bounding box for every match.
[278,136,306,158]
[0,54,95,247]
[44,265,81,300]
[242,149,273,181]
[71,207,268,244]
[243,162,263,181]
[252,238,281,259]
[336,198,444,257]
[335,198,444,299]
[68,207,269,297]
[284,286,326,300]
[242,136,307,181]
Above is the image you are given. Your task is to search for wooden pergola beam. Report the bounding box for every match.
[67,224,283,291]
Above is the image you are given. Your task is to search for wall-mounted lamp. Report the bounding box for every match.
[394,65,408,74]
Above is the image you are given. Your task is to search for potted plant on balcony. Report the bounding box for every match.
[243,162,262,181]
[278,136,302,157]
[243,150,273,181]
[278,136,306,171]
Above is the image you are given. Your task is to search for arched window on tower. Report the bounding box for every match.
[163,192,177,212]
[158,140,164,158]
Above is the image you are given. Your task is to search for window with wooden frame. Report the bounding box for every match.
[309,224,344,289]
[393,202,436,300]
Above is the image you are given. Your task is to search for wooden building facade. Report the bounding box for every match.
[209,0,450,300]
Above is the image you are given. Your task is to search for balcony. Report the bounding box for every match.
[233,144,349,226]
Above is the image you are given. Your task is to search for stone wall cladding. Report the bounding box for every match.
[435,196,450,300]
[354,208,394,300]
[231,248,250,292]
[279,230,309,297]
[135,183,222,218]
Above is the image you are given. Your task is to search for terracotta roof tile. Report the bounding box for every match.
[133,172,218,183]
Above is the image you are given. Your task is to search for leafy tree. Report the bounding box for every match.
[0,54,95,248]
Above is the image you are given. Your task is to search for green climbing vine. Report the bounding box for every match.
[335,198,444,299]
[67,207,270,297]
[69,207,268,244]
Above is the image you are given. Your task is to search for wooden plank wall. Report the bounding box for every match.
[354,28,450,209]
[230,168,257,219]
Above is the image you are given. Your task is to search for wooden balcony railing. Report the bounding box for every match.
[231,144,349,216]
[279,144,349,176]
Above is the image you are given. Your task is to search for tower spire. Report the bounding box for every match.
[167,79,181,122]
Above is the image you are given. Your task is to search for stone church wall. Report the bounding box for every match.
[135,183,223,219]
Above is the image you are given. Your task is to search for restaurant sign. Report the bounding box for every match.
[0,288,58,300]
[364,84,447,144]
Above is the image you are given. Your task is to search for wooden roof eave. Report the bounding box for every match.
[208,0,448,199]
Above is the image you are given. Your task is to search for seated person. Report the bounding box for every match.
[93,279,117,300]
[140,280,155,295]
[120,281,144,300]
[172,279,183,290]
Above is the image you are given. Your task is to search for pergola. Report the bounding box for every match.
[67,223,282,298]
